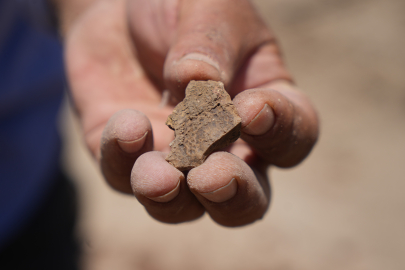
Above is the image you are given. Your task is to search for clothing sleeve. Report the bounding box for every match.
[17,0,57,35]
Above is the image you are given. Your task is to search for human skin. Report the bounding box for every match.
[53,0,319,227]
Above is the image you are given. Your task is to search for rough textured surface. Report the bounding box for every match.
[165,80,241,171]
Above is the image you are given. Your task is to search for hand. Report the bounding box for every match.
[64,0,319,227]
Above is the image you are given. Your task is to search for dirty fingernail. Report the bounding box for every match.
[117,131,148,153]
[145,179,181,203]
[199,178,237,203]
[175,53,222,81]
[243,104,275,136]
[179,53,220,70]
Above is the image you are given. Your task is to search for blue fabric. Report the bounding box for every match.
[17,0,58,34]
[0,0,65,248]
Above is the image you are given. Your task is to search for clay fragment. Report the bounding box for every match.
[166,80,241,171]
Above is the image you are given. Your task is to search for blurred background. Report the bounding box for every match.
[61,0,405,269]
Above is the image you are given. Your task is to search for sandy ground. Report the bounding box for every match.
[61,0,405,269]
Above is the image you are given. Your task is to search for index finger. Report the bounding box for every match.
[163,0,276,100]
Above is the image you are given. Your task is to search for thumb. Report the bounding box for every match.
[163,0,272,100]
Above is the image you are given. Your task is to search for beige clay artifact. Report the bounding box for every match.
[166,80,241,171]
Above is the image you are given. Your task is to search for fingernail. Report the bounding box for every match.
[179,53,220,70]
[176,53,222,81]
[146,179,181,203]
[243,104,275,136]
[199,178,237,203]
[117,131,148,153]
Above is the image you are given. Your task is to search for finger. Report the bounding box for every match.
[126,0,179,88]
[187,152,270,227]
[131,151,205,223]
[233,81,319,167]
[100,109,153,193]
[163,0,275,100]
